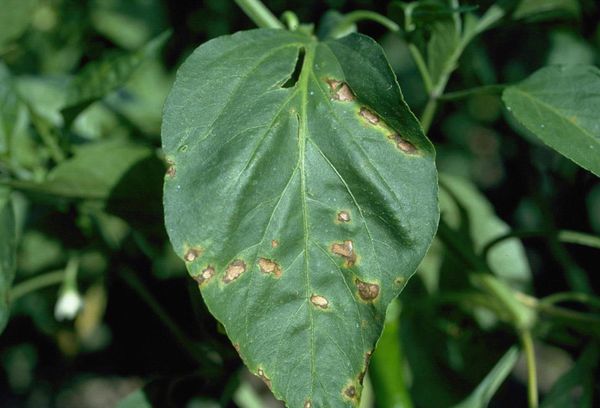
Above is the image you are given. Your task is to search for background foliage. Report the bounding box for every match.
[0,0,599,407]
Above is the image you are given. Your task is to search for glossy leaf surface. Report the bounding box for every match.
[503,65,600,177]
[162,29,438,407]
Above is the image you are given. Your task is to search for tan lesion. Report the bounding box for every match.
[331,240,357,267]
[258,258,282,278]
[223,259,246,283]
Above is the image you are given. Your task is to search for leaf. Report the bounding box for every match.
[427,19,460,86]
[440,174,531,290]
[513,0,580,21]
[116,389,153,408]
[61,31,170,126]
[162,29,438,407]
[0,0,38,50]
[540,344,598,408]
[502,65,600,177]
[451,346,519,408]
[9,142,154,200]
[0,187,16,334]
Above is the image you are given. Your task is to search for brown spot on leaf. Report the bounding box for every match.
[184,247,201,262]
[356,279,380,301]
[258,258,281,278]
[390,133,418,154]
[337,211,351,222]
[310,295,329,309]
[193,266,215,285]
[331,240,357,267]
[257,368,272,390]
[359,107,379,125]
[327,79,355,102]
[304,401,312,408]
[166,160,176,177]
[271,239,279,248]
[344,385,357,399]
[223,260,246,283]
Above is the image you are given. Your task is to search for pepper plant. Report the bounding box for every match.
[0,0,599,407]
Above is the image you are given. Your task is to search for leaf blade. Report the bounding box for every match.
[503,65,600,177]
[162,28,438,407]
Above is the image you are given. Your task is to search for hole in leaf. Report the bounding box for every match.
[281,47,305,88]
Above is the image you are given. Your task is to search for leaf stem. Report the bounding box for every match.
[481,229,600,261]
[281,11,299,31]
[234,0,284,29]
[10,270,66,302]
[408,44,433,94]
[540,292,600,309]
[438,84,506,101]
[519,330,538,408]
[334,10,400,35]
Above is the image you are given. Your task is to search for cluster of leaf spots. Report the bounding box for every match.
[327,78,419,156]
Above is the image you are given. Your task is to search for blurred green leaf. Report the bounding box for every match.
[427,19,459,87]
[0,0,38,50]
[61,31,170,126]
[0,187,16,333]
[116,388,152,408]
[370,299,413,408]
[513,0,580,21]
[452,346,519,408]
[503,65,600,177]
[440,174,532,289]
[547,31,595,66]
[90,0,167,50]
[540,344,598,408]
[8,142,154,200]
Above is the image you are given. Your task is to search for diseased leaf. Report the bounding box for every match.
[61,31,170,126]
[452,347,519,408]
[503,65,600,177]
[0,187,16,334]
[162,29,438,407]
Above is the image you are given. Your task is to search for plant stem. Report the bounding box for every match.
[234,0,284,29]
[336,10,400,33]
[408,44,433,93]
[519,330,538,408]
[438,84,506,100]
[481,229,600,261]
[541,292,600,309]
[10,270,66,302]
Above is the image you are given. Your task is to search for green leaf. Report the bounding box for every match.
[162,29,438,407]
[0,187,16,334]
[116,389,152,408]
[427,19,460,87]
[61,31,170,126]
[540,344,598,408]
[440,174,531,289]
[452,346,519,408]
[0,0,38,50]
[503,65,600,177]
[513,0,580,21]
[8,142,154,200]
